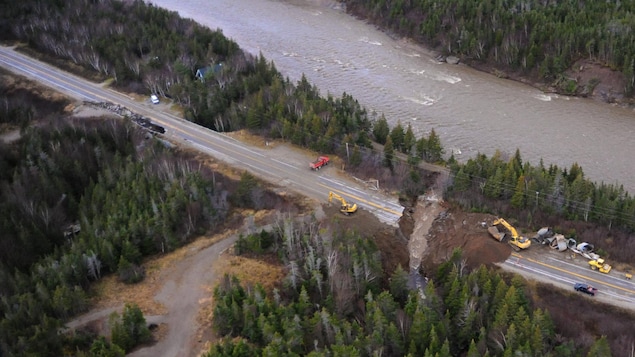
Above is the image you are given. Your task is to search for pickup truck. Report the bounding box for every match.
[310,156,329,170]
[574,283,598,296]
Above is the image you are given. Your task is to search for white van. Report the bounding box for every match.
[150,94,160,104]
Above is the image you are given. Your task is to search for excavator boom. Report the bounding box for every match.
[328,191,358,215]
[490,218,531,250]
[492,218,519,238]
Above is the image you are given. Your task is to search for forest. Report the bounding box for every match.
[0,110,208,354]
[0,0,633,355]
[2,0,631,240]
[0,78,299,354]
[207,222,612,356]
[343,0,635,97]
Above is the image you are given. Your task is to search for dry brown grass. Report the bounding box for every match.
[89,230,237,315]
[224,129,275,148]
[178,146,249,182]
[193,243,286,356]
[217,253,285,293]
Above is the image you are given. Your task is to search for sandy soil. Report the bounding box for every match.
[128,235,239,357]
[65,230,240,355]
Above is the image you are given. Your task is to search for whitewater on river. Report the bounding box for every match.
[151,0,635,194]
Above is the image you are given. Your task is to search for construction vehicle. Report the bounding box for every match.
[328,191,357,215]
[310,156,330,170]
[489,218,531,251]
[487,226,505,241]
[589,258,612,273]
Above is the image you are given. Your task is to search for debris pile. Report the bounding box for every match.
[85,101,166,134]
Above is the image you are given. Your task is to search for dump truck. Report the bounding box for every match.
[328,191,357,215]
[589,258,612,273]
[489,218,531,251]
[310,156,330,170]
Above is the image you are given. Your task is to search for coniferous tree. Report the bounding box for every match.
[403,124,416,154]
[426,128,444,163]
[89,337,126,357]
[466,339,480,357]
[389,121,405,153]
[372,115,390,145]
[453,168,471,193]
[109,303,151,352]
[415,136,427,162]
[383,136,395,170]
[349,145,362,168]
[389,264,409,304]
[586,336,612,357]
[511,175,527,208]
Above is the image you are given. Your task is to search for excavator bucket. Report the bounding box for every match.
[488,227,505,241]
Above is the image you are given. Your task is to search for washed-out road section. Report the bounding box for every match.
[4,45,635,355]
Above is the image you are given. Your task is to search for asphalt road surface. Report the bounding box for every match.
[0,45,403,226]
[3,45,634,309]
[502,249,635,309]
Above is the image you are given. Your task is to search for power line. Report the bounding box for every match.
[259,114,635,228]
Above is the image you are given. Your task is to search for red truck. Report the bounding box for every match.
[310,156,330,170]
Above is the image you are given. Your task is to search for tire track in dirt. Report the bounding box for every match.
[129,235,238,357]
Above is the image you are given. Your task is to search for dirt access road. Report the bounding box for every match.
[64,128,635,355]
[63,113,634,355]
[128,234,239,357]
[5,47,633,354]
[68,228,241,357]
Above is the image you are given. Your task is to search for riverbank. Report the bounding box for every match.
[466,57,632,107]
[342,4,633,108]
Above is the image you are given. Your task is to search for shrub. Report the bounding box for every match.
[117,256,145,284]
[110,303,151,352]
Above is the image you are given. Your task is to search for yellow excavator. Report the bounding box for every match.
[328,191,358,215]
[489,218,531,251]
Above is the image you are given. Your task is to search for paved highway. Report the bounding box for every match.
[503,249,635,308]
[4,46,635,307]
[0,45,403,226]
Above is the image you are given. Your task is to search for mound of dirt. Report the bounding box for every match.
[427,209,511,268]
[405,199,512,273]
[322,204,410,278]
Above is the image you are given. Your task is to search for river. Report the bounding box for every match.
[150,0,635,194]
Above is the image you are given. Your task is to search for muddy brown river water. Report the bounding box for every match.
[151,0,635,193]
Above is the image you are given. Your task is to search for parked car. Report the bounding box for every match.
[574,283,598,296]
[150,94,160,104]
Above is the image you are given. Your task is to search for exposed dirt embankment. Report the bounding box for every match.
[402,194,511,277]
[467,58,631,106]
[407,193,444,273]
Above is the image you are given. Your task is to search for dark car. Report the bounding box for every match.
[574,283,598,296]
